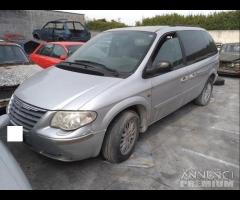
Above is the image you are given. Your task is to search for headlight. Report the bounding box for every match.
[234,62,240,67]
[51,111,97,131]
[228,62,240,68]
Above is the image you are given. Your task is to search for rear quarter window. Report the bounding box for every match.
[178,30,218,64]
[74,22,84,31]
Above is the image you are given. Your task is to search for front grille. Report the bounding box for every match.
[8,96,47,132]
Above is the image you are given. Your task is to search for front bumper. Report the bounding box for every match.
[7,99,107,161]
[218,69,240,77]
[23,128,106,162]
[8,109,106,162]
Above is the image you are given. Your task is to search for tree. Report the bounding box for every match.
[135,11,240,30]
[86,18,127,31]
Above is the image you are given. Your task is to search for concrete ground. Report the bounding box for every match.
[0,77,239,190]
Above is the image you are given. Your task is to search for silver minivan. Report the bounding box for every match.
[7,26,219,163]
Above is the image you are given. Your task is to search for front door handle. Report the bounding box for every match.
[181,76,188,82]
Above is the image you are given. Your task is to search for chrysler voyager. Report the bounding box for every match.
[7,26,219,163]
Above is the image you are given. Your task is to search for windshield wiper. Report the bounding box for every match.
[74,60,119,76]
[57,62,105,76]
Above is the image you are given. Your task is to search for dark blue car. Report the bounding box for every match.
[32,19,91,42]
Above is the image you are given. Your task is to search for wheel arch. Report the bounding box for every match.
[33,33,40,40]
[208,67,218,83]
[209,73,217,83]
[102,96,151,134]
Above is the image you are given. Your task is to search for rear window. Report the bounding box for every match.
[66,45,82,56]
[178,30,218,64]
[0,45,28,64]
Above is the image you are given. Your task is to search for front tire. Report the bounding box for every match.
[194,77,213,106]
[102,110,140,163]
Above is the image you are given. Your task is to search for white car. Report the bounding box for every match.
[0,114,31,190]
[0,41,42,109]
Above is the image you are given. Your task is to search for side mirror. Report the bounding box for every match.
[155,61,171,70]
[144,61,172,77]
[59,54,67,60]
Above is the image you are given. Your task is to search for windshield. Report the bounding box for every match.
[67,31,156,73]
[221,44,240,54]
[67,45,82,56]
[0,45,29,64]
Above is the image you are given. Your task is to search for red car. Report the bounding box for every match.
[29,41,84,68]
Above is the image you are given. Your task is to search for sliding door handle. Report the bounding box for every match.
[189,72,197,79]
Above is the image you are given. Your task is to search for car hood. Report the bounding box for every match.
[0,64,42,88]
[15,67,122,110]
[220,53,240,62]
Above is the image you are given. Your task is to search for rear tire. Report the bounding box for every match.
[101,110,140,163]
[194,77,213,106]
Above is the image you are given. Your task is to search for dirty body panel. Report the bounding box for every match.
[218,43,240,77]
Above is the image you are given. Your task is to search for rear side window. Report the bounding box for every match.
[43,23,55,29]
[178,30,218,64]
[37,44,54,56]
[66,22,74,30]
[52,45,66,58]
[55,23,64,30]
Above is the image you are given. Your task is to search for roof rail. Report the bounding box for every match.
[56,18,68,21]
[51,19,68,22]
[171,24,201,27]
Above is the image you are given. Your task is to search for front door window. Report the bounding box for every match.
[152,34,183,71]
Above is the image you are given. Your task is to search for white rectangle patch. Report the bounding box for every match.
[7,126,23,142]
